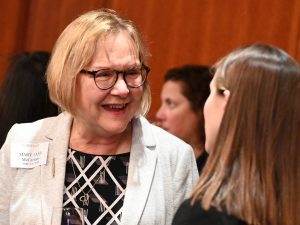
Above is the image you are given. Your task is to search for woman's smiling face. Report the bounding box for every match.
[74,30,143,137]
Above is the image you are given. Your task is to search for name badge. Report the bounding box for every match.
[10,142,49,168]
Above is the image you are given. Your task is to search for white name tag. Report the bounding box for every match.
[10,142,49,168]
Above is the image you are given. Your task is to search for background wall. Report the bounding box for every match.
[1,0,299,121]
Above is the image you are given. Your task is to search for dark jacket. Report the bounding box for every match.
[172,198,247,225]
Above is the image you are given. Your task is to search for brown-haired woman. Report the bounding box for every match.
[172,44,300,225]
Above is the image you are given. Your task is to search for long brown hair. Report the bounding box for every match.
[192,44,300,225]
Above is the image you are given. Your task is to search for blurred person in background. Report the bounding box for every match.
[156,65,212,173]
[0,51,59,147]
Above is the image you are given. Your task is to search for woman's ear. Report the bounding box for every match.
[223,89,230,109]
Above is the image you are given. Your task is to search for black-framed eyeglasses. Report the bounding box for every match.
[80,64,150,90]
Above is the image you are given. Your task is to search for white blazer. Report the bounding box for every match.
[0,112,199,225]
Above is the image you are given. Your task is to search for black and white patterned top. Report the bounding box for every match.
[63,148,130,225]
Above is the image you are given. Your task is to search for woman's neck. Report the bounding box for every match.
[193,146,205,159]
[69,119,132,155]
[188,137,205,159]
[185,135,204,159]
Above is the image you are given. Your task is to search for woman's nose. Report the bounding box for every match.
[110,76,129,97]
[155,107,165,127]
[156,106,165,121]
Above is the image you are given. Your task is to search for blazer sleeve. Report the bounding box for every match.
[173,144,199,212]
[0,125,18,224]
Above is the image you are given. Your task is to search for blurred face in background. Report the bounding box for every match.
[156,80,200,144]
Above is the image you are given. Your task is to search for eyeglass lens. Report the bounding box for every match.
[94,66,148,90]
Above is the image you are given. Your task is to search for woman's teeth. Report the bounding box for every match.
[104,104,127,110]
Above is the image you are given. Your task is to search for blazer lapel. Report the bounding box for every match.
[39,112,72,224]
[38,114,155,225]
[121,117,157,225]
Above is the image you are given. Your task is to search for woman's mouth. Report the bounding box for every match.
[102,103,128,111]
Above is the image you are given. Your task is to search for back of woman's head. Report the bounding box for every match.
[0,51,59,147]
[193,44,300,225]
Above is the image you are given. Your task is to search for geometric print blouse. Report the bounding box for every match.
[63,148,130,225]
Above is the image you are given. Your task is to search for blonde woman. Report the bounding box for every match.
[0,9,198,225]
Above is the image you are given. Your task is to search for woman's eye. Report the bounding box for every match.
[166,99,176,109]
[96,70,114,78]
[126,68,140,76]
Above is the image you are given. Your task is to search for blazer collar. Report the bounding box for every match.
[40,112,73,224]
[41,114,157,224]
[44,112,73,141]
[133,116,156,148]
[121,116,157,225]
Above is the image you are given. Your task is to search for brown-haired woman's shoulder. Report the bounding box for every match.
[172,198,247,225]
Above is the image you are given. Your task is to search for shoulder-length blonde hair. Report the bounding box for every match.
[47,9,151,116]
[192,44,300,225]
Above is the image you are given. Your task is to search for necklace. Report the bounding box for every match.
[69,150,112,206]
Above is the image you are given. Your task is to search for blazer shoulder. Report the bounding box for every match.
[141,118,188,146]
[6,112,71,142]
[137,117,194,162]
